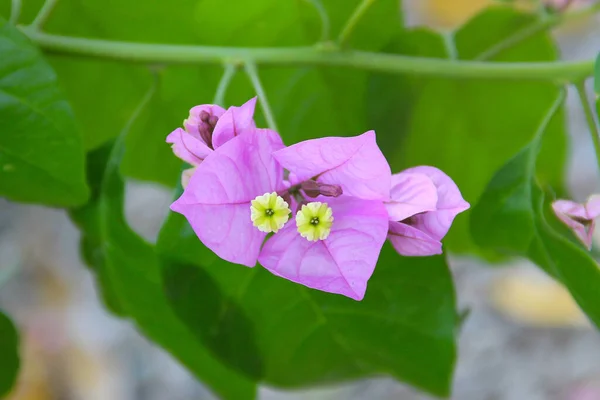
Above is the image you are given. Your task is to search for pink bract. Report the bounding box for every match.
[385,166,469,256]
[552,195,600,250]
[170,128,285,267]
[166,98,257,166]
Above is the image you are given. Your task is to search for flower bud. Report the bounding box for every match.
[301,180,343,198]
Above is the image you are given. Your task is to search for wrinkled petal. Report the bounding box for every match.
[273,131,391,201]
[386,171,438,221]
[401,166,469,240]
[259,196,388,300]
[552,199,594,250]
[387,221,442,256]
[212,97,257,148]
[171,130,285,267]
[184,104,226,139]
[166,128,212,166]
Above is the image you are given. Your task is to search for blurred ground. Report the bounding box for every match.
[2,1,600,399]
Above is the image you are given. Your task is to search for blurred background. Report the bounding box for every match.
[1,0,600,399]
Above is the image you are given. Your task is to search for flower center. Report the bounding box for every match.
[250,192,291,233]
[197,110,219,149]
[296,202,334,242]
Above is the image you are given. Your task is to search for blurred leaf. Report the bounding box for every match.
[367,6,566,255]
[0,18,89,206]
[471,93,600,329]
[157,203,457,396]
[595,52,599,120]
[594,52,599,96]
[162,260,265,381]
[72,106,257,398]
[119,0,404,186]
[470,91,563,252]
[0,310,19,398]
[69,143,127,316]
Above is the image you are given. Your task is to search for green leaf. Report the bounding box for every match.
[157,203,458,397]
[0,18,89,206]
[73,109,257,398]
[595,52,599,120]
[594,52,600,96]
[471,92,600,329]
[366,6,566,255]
[69,143,127,316]
[0,310,19,398]
[470,91,563,252]
[11,0,404,187]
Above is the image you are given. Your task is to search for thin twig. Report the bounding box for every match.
[475,2,600,61]
[212,64,238,107]
[303,0,330,42]
[244,62,278,132]
[30,0,59,31]
[575,81,600,175]
[337,0,376,46]
[9,0,21,25]
[19,29,595,82]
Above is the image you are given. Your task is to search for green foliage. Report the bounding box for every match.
[368,7,566,255]
[595,52,599,118]
[471,93,600,329]
[158,199,457,396]
[2,0,600,397]
[0,310,19,398]
[75,131,257,399]
[0,17,88,206]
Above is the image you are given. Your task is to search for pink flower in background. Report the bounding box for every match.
[259,131,391,300]
[552,195,600,250]
[166,97,257,167]
[170,128,286,267]
[386,166,469,256]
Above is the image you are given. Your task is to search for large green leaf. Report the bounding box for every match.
[366,6,566,255]
[73,116,257,398]
[0,310,19,397]
[470,92,600,328]
[0,17,88,205]
[41,0,403,186]
[157,198,458,396]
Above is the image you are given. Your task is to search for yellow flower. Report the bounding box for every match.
[250,192,291,233]
[296,202,334,241]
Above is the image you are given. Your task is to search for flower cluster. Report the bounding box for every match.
[167,98,469,300]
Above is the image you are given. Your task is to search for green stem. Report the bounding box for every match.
[10,0,21,24]
[303,0,330,42]
[475,3,600,61]
[212,64,237,107]
[30,0,59,30]
[575,81,600,174]
[20,29,595,82]
[337,0,376,46]
[244,62,278,132]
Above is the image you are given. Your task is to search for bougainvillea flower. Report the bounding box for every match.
[170,128,285,267]
[259,196,388,300]
[166,97,257,166]
[552,195,600,250]
[257,131,391,300]
[386,166,469,256]
[272,130,391,201]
